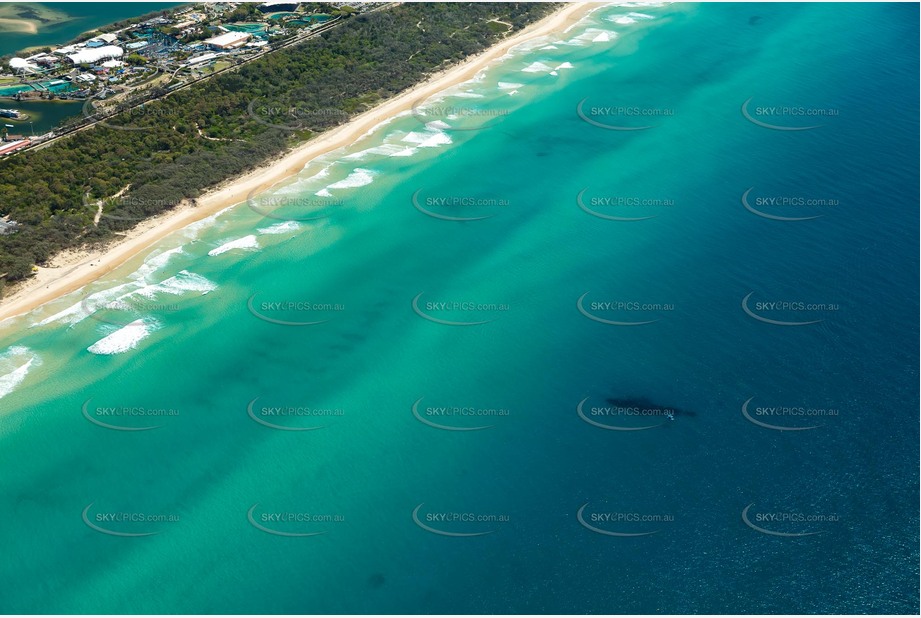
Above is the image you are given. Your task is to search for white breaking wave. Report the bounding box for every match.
[343,109,412,149]
[448,91,485,99]
[87,319,154,355]
[181,204,235,241]
[509,37,555,55]
[258,220,301,235]
[401,130,452,148]
[272,165,333,196]
[36,281,136,327]
[424,119,451,130]
[403,116,450,131]
[208,235,259,256]
[130,246,185,283]
[390,147,417,157]
[498,81,524,90]
[522,61,553,73]
[315,167,376,197]
[319,168,376,195]
[0,358,33,400]
[343,143,417,161]
[555,62,575,70]
[564,28,619,46]
[131,270,217,299]
[35,299,90,327]
[0,346,39,400]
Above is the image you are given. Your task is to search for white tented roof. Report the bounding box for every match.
[204,31,250,47]
[9,57,36,71]
[67,45,124,65]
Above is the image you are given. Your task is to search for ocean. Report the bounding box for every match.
[0,3,917,613]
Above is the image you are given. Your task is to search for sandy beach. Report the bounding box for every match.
[0,2,597,324]
[0,18,38,34]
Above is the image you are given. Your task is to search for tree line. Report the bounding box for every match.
[0,3,558,287]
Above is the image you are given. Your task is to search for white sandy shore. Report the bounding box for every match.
[0,18,38,34]
[0,2,598,324]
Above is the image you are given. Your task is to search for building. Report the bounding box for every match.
[0,139,29,156]
[186,52,218,66]
[204,31,251,50]
[66,45,124,65]
[86,33,119,47]
[125,40,149,52]
[32,55,59,69]
[8,57,39,74]
[54,45,78,55]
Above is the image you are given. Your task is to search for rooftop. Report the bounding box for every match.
[205,31,252,47]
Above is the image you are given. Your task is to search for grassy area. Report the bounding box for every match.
[129,67,166,87]
[147,73,173,88]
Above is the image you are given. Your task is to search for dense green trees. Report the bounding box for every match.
[0,3,557,287]
[227,4,261,23]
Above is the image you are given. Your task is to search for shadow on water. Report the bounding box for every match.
[604,396,698,419]
[367,573,386,589]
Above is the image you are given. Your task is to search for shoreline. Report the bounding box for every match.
[0,2,598,324]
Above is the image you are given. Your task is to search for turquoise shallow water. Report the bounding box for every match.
[0,3,918,613]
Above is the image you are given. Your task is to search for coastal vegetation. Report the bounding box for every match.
[0,2,557,286]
